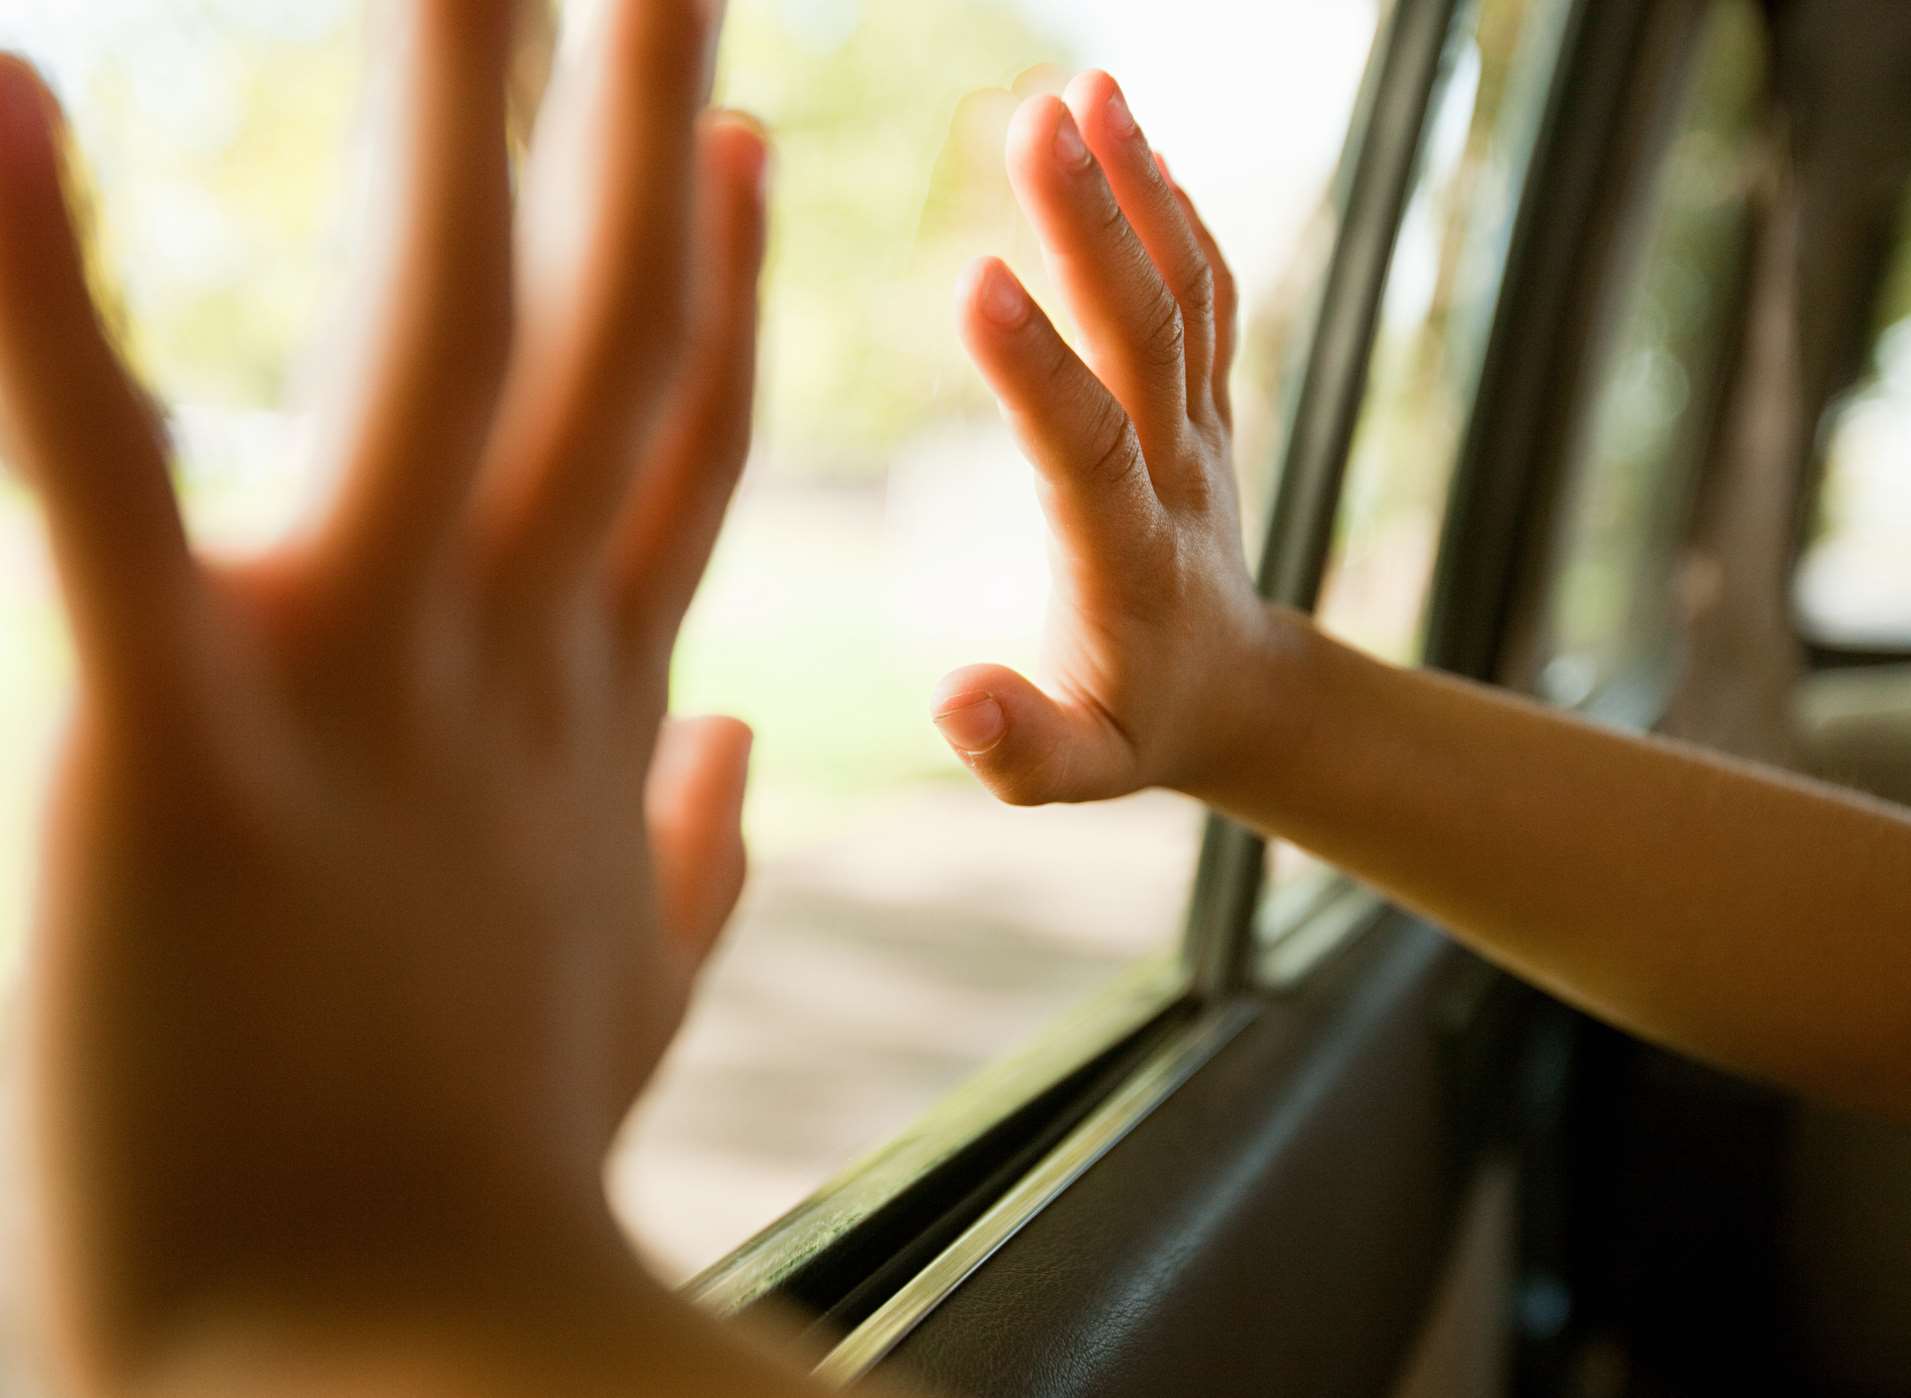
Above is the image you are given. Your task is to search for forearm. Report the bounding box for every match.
[1205,609,1911,1116]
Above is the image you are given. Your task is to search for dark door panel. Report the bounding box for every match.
[884,922,1514,1397]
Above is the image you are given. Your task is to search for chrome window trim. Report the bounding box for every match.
[1182,0,1466,998]
[687,953,1188,1315]
[1242,0,1586,998]
[692,0,1440,1316]
[689,0,1518,1335]
[811,1000,1261,1387]
[1258,878,1391,990]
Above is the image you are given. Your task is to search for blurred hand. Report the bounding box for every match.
[0,0,765,1382]
[938,71,1273,807]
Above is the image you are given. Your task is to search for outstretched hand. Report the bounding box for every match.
[938,71,1273,808]
[0,1,766,1383]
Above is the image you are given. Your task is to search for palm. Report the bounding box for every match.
[0,3,764,1359]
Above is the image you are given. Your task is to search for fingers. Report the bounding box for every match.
[1061,72,1219,424]
[1158,153,1239,429]
[323,0,519,582]
[1004,93,1189,462]
[932,665,1140,806]
[482,0,716,590]
[609,112,769,650]
[0,57,195,680]
[956,256,1165,567]
[646,714,753,973]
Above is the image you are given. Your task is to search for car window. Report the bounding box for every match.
[1309,0,1571,664]
[1533,0,1766,714]
[1258,0,1575,951]
[1794,195,1911,651]
[0,0,1385,1322]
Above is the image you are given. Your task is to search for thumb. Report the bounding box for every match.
[932,664,1141,806]
[647,715,753,973]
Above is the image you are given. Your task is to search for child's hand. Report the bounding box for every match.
[0,1,765,1379]
[939,71,1274,807]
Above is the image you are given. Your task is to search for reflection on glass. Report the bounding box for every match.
[1260,0,1571,950]
[1537,0,1764,710]
[1796,201,1911,648]
[1312,0,1569,664]
[0,0,1382,1328]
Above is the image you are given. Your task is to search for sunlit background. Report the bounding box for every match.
[0,1,1382,1385]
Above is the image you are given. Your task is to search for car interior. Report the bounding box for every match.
[3,0,1910,1394]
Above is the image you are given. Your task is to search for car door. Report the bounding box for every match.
[0,1,1784,1394]
[674,1,1742,1393]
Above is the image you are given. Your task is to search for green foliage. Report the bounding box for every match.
[57,0,1071,477]
[73,9,359,414]
[716,0,1069,474]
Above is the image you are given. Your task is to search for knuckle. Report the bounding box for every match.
[1176,451,1222,514]
[980,742,1064,807]
[1081,402,1145,492]
[1040,335,1081,396]
[1091,192,1133,240]
[1178,259,1217,324]
[1135,291,1186,373]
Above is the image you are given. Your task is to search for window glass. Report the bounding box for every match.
[1794,194,1911,650]
[1259,0,1573,950]
[1534,0,1765,711]
[1311,0,1570,663]
[0,0,1383,1328]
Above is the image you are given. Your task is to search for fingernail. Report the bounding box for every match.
[1105,87,1137,139]
[1052,110,1090,170]
[934,694,1007,754]
[978,263,1029,329]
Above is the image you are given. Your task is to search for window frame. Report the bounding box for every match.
[1182,0,1464,997]
[691,0,1451,1336]
[731,0,1721,1380]
[1239,0,1588,987]
[1504,0,1766,733]
[694,0,1701,1376]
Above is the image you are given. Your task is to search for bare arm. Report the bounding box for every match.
[1216,617,1911,1118]
[942,71,1911,1121]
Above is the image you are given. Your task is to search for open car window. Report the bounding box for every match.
[0,2,1385,1342]
[1256,0,1576,962]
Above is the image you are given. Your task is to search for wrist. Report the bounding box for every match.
[1175,600,1325,819]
